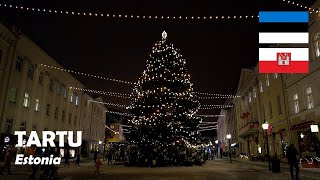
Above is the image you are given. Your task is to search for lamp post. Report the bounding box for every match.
[262,122,271,171]
[226,134,232,163]
[310,124,319,157]
[215,140,219,159]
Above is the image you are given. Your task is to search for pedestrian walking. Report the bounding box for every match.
[64,151,70,167]
[75,154,80,166]
[286,144,300,180]
[107,150,113,165]
[0,149,12,175]
[94,158,102,175]
[28,163,39,180]
[94,151,98,164]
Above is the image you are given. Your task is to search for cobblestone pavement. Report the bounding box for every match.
[1,158,320,180]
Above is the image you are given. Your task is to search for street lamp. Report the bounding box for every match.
[215,140,219,159]
[310,124,319,157]
[226,133,232,163]
[262,122,271,171]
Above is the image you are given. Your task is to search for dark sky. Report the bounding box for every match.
[0,0,316,137]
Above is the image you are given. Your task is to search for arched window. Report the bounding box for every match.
[314,33,320,58]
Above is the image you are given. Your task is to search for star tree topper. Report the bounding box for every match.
[162,31,167,40]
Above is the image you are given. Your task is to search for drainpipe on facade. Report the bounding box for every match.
[280,74,291,147]
[0,28,21,132]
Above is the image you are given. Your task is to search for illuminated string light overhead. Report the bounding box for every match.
[71,87,130,99]
[198,128,217,132]
[281,0,319,13]
[88,100,128,108]
[40,64,133,85]
[196,92,241,98]
[42,63,240,98]
[0,3,259,21]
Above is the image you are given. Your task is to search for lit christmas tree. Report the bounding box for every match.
[127,31,202,166]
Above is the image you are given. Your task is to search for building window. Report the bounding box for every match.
[32,124,37,131]
[23,93,30,108]
[54,107,59,119]
[273,73,278,79]
[5,119,13,134]
[266,75,270,87]
[56,82,61,95]
[74,116,77,126]
[276,95,282,115]
[110,125,114,129]
[259,81,263,93]
[35,98,40,111]
[253,87,257,98]
[70,93,73,103]
[62,110,65,122]
[46,104,51,116]
[38,71,44,85]
[68,113,72,124]
[314,33,320,58]
[248,92,252,103]
[305,87,314,109]
[63,85,67,99]
[269,101,273,118]
[49,78,54,91]
[75,95,79,106]
[27,64,34,80]
[15,57,23,71]
[20,122,26,131]
[293,93,299,114]
[9,88,18,103]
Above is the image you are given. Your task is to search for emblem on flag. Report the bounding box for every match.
[277,53,290,66]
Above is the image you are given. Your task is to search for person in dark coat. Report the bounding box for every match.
[286,144,299,180]
[75,154,80,166]
[64,151,70,167]
[94,151,98,164]
[0,149,12,175]
[107,150,113,165]
[28,163,39,180]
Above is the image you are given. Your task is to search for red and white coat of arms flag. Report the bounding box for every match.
[258,11,309,74]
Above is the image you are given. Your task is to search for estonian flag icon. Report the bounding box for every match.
[258,11,309,73]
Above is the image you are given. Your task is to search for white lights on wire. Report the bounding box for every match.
[40,64,133,85]
[0,3,259,21]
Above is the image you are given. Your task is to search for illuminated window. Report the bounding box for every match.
[75,95,79,106]
[314,33,320,58]
[35,98,40,111]
[56,82,61,95]
[70,93,73,103]
[293,94,299,114]
[62,84,67,99]
[305,87,314,109]
[9,88,17,103]
[259,81,263,93]
[273,73,278,79]
[253,87,257,98]
[266,75,270,87]
[248,92,252,103]
[23,93,30,108]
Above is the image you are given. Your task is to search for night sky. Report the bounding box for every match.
[0,0,316,137]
